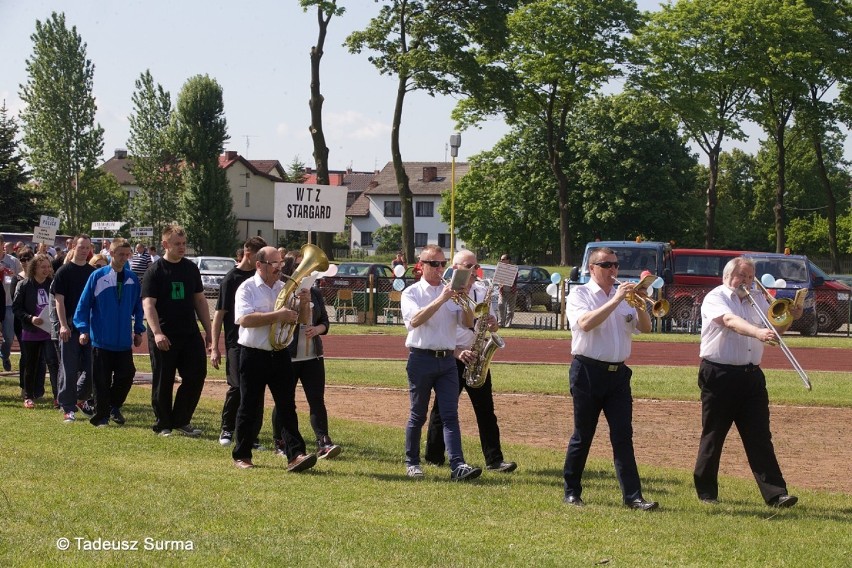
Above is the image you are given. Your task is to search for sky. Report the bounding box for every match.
[0,0,800,174]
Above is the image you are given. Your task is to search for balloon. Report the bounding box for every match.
[393,264,406,278]
[546,283,558,296]
[760,273,776,288]
[392,278,405,291]
[774,278,787,289]
[322,264,339,278]
[651,276,665,289]
[550,272,562,284]
[640,270,652,280]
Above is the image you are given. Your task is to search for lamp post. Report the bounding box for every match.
[449,133,461,259]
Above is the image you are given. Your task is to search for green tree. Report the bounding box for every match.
[171,75,237,255]
[127,70,181,240]
[19,11,104,234]
[0,101,40,231]
[372,223,403,254]
[454,0,641,265]
[713,149,771,250]
[346,0,516,261]
[300,0,346,259]
[631,0,752,248]
[76,169,128,233]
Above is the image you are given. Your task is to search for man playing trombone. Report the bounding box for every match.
[694,256,802,508]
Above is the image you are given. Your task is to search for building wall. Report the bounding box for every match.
[350,195,465,253]
[227,162,278,244]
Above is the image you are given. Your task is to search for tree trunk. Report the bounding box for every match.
[391,74,415,262]
[811,134,840,273]
[308,10,334,259]
[704,148,720,249]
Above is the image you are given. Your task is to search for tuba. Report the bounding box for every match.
[268,244,329,351]
[462,284,505,388]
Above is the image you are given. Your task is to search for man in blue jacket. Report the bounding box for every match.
[73,238,145,426]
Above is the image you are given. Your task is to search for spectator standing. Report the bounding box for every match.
[52,235,96,422]
[12,254,53,408]
[129,243,152,280]
[142,224,211,437]
[497,254,517,328]
[148,246,160,263]
[0,240,23,371]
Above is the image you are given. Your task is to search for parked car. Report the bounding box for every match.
[315,262,394,305]
[669,248,749,322]
[188,256,237,298]
[515,265,554,311]
[744,253,822,336]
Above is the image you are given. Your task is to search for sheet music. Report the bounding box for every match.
[493,263,518,287]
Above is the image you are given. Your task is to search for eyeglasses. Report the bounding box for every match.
[593,261,619,269]
[458,263,480,270]
[258,260,284,267]
[420,260,447,268]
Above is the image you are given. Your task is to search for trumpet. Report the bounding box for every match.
[613,278,670,317]
[738,283,811,390]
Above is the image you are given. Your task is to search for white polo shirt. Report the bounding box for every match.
[235,273,284,351]
[700,284,770,365]
[567,279,639,363]
[402,278,464,351]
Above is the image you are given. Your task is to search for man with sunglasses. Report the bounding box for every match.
[401,244,480,481]
[562,247,659,510]
[424,250,517,474]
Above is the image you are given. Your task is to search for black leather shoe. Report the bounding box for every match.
[486,461,518,473]
[626,498,659,511]
[563,495,585,507]
[770,494,798,508]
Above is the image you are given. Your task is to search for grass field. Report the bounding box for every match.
[1,352,851,566]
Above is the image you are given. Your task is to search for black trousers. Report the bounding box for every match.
[149,330,207,432]
[563,358,643,503]
[272,357,330,444]
[693,360,788,503]
[20,340,47,400]
[424,359,504,466]
[232,346,306,462]
[90,348,135,425]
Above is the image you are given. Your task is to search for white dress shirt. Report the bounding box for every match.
[700,284,770,365]
[402,278,464,351]
[567,279,639,363]
[235,273,284,351]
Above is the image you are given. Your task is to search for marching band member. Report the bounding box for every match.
[424,249,516,473]
[563,247,659,510]
[694,256,801,507]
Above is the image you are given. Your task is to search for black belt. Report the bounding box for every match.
[410,347,452,358]
[573,354,624,372]
[702,359,760,373]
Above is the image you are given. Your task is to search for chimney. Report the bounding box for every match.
[224,150,238,160]
[114,149,128,159]
[422,166,437,182]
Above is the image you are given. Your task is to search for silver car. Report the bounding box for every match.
[189,256,237,298]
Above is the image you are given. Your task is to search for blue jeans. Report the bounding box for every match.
[57,330,93,413]
[404,351,466,470]
[1,306,13,362]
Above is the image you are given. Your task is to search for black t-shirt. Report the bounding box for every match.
[141,257,203,336]
[215,267,255,348]
[50,262,95,331]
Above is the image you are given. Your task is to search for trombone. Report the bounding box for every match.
[613,278,670,317]
[738,283,811,390]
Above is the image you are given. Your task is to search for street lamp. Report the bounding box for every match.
[449,133,461,259]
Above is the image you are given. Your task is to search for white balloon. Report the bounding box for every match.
[546,283,558,296]
[760,273,776,287]
[774,278,787,289]
[392,278,405,291]
[393,264,406,277]
[651,276,665,289]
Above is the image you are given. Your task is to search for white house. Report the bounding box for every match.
[348,161,469,254]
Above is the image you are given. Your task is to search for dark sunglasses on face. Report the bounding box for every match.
[421,260,447,268]
[593,261,619,269]
[458,263,480,270]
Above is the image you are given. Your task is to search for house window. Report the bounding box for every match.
[361,232,373,247]
[415,233,428,247]
[415,201,434,217]
[245,192,250,207]
[438,233,450,248]
[384,200,401,217]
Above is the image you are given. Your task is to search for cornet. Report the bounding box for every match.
[613,277,670,317]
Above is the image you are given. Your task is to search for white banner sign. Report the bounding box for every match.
[39,215,60,230]
[130,227,154,237]
[91,221,123,231]
[32,226,57,245]
[274,183,347,233]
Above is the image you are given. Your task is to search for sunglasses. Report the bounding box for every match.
[593,261,619,269]
[258,260,284,267]
[458,263,480,270]
[421,260,447,268]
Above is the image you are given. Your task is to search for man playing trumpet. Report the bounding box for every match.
[694,256,802,508]
[563,247,659,510]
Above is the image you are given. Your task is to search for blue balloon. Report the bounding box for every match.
[551,272,562,284]
[392,278,405,291]
[651,277,665,289]
[760,274,776,288]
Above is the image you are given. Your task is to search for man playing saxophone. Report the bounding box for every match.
[424,250,517,474]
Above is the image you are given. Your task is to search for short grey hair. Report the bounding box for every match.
[722,257,755,281]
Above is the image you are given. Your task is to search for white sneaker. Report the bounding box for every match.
[219,430,233,446]
[63,411,76,423]
[406,465,424,478]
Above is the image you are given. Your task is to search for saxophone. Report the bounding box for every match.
[462,284,505,388]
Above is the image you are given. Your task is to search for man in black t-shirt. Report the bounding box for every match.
[141,224,211,437]
[52,235,96,421]
[210,236,266,446]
